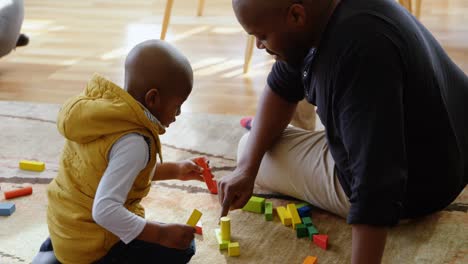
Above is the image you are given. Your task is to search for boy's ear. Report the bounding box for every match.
[144,88,161,109]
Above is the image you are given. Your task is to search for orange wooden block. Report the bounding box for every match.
[4,186,33,199]
[194,157,218,194]
[303,256,318,264]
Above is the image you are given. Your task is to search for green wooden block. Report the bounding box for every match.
[296,224,308,238]
[215,229,229,250]
[242,196,265,213]
[307,225,319,239]
[264,201,273,221]
[302,217,313,226]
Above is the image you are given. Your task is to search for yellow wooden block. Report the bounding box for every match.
[186,209,202,227]
[228,242,240,257]
[287,203,302,229]
[19,160,45,172]
[220,216,231,241]
[215,228,229,250]
[276,206,292,226]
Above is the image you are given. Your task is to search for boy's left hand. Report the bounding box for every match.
[177,158,204,181]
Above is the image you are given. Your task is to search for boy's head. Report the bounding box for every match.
[124,40,193,128]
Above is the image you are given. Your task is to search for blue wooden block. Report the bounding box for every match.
[298,205,312,217]
[0,202,16,216]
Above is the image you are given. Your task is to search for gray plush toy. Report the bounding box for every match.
[0,0,28,58]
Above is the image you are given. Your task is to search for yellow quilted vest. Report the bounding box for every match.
[47,74,164,264]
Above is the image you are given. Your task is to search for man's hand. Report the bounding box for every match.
[216,87,297,217]
[217,167,256,218]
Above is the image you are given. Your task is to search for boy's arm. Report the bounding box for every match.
[92,134,149,244]
[352,225,387,264]
[137,221,195,250]
[153,162,180,181]
[153,160,203,181]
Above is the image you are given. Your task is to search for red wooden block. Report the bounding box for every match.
[194,158,218,194]
[313,234,328,250]
[4,186,33,199]
[195,225,203,235]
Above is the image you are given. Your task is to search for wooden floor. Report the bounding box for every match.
[1,0,467,116]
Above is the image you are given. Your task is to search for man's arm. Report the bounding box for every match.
[333,31,407,262]
[352,225,387,264]
[218,86,297,217]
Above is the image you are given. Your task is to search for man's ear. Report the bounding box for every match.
[287,4,306,28]
[144,88,161,109]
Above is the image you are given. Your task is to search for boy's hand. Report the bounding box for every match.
[177,158,205,181]
[158,223,196,250]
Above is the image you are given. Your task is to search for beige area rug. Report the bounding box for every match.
[0,101,467,264]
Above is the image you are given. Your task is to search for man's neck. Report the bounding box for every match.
[309,0,341,48]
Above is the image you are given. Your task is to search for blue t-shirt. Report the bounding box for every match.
[267,0,467,226]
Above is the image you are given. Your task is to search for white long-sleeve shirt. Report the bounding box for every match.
[92,133,150,244]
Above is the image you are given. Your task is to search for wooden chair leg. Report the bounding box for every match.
[160,0,174,40]
[398,0,412,13]
[243,35,255,74]
[197,0,206,17]
[414,0,422,18]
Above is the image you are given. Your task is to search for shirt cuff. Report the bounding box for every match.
[347,199,403,226]
[121,217,147,244]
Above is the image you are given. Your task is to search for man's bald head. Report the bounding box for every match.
[232,0,339,66]
[124,40,193,104]
[232,0,293,26]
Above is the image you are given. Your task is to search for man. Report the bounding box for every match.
[218,0,468,263]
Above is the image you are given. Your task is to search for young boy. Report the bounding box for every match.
[36,40,201,264]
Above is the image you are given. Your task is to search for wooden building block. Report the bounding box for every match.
[4,186,33,199]
[19,160,45,172]
[215,229,229,250]
[307,225,319,239]
[242,196,265,213]
[194,158,218,194]
[313,234,328,250]
[195,224,203,235]
[302,217,313,226]
[264,201,273,221]
[296,202,309,209]
[276,206,292,226]
[303,256,318,264]
[186,209,202,227]
[228,242,240,257]
[296,224,308,238]
[0,203,16,216]
[220,217,231,241]
[287,203,302,229]
[298,205,312,217]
